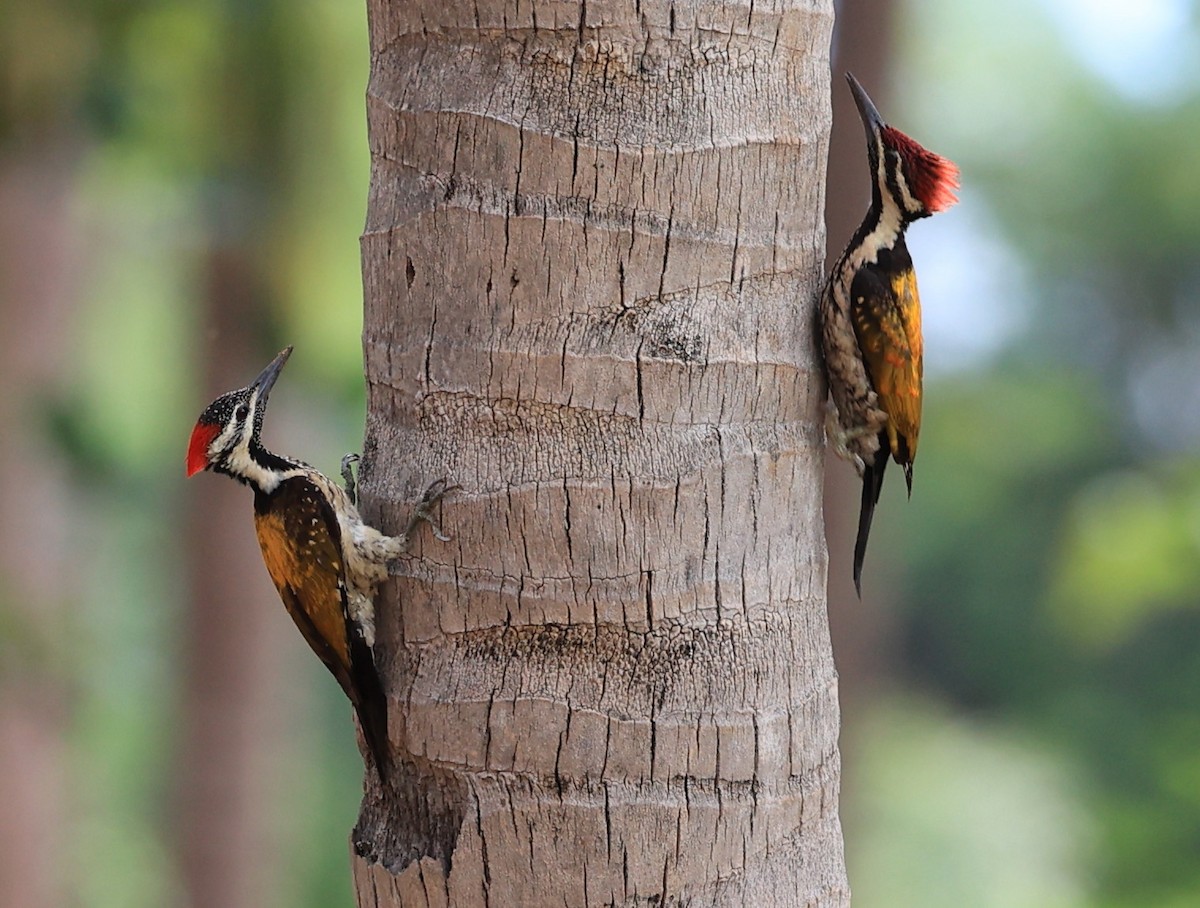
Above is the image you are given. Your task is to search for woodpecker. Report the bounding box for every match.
[185,346,452,778]
[819,73,959,596]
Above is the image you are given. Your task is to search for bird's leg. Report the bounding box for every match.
[341,453,360,505]
[403,478,460,543]
[824,400,886,476]
[824,401,864,473]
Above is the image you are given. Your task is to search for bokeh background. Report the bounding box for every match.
[1,0,1197,906]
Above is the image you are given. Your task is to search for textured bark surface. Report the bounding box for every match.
[355,0,845,904]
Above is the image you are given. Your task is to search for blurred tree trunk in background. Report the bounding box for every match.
[0,144,78,908]
[352,0,846,905]
[176,251,294,908]
[824,0,899,699]
[172,7,326,905]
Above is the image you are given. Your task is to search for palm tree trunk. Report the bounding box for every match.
[354,1,846,904]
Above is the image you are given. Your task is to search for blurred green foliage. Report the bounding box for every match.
[846,699,1093,908]
[3,0,370,905]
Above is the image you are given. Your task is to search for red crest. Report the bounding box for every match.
[882,126,960,213]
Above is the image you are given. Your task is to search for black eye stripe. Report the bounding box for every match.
[885,161,902,200]
[882,149,915,211]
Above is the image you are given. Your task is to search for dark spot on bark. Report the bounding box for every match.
[643,330,704,363]
[602,299,705,364]
[405,256,415,289]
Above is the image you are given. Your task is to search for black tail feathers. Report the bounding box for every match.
[853,439,890,597]
[352,667,391,783]
[346,632,391,783]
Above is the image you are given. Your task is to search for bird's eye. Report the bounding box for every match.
[236,403,250,421]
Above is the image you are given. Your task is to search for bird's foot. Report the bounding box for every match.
[824,405,867,474]
[341,453,361,505]
[824,401,884,475]
[405,478,460,542]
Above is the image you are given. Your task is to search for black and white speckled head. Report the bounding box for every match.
[186,346,293,487]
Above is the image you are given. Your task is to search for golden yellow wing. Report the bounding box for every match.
[252,475,391,776]
[253,478,353,695]
[850,264,923,464]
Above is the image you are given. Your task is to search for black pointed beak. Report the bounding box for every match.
[250,346,293,402]
[846,72,886,141]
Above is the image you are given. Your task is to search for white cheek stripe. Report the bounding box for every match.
[207,389,299,493]
[893,167,920,213]
[240,391,259,447]
[875,143,922,216]
[210,423,240,458]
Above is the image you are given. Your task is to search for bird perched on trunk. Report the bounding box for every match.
[185,346,452,778]
[819,73,959,596]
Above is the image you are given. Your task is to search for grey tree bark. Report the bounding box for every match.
[354,0,846,904]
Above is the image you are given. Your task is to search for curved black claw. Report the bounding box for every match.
[406,478,460,542]
[341,453,361,505]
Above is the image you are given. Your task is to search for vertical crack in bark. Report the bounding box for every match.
[563,476,575,561]
[603,780,614,863]
[554,724,567,798]
[643,568,654,631]
[423,299,438,388]
[657,208,674,305]
[476,793,492,905]
[634,338,646,419]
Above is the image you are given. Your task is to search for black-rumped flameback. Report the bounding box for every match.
[186,346,452,778]
[819,74,959,596]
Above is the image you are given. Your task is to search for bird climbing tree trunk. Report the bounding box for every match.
[354,0,846,904]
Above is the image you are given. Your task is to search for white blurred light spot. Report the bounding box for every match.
[1046,0,1194,101]
[907,195,1029,376]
